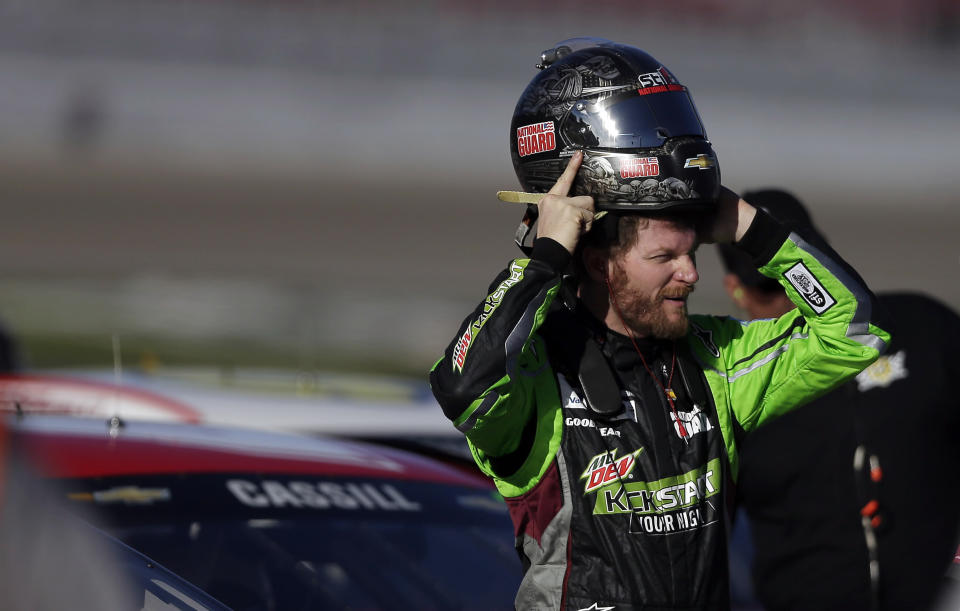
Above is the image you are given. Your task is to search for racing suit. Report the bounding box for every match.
[430,209,890,610]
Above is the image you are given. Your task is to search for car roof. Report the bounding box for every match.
[8,414,489,488]
[0,373,203,423]
[1,370,457,438]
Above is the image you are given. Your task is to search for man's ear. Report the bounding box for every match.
[582,246,608,284]
[722,274,746,307]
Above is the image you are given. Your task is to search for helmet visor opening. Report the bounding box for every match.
[560,91,707,149]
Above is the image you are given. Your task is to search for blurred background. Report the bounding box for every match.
[0,0,958,378]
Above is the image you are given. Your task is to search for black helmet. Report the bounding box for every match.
[510,38,720,212]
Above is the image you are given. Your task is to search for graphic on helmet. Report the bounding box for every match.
[510,38,720,212]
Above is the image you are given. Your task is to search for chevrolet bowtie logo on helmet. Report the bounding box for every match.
[683,154,716,170]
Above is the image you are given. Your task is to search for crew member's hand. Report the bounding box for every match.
[536,151,596,254]
[699,186,757,244]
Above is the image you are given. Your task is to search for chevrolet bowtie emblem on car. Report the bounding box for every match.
[683,154,716,170]
[83,486,172,505]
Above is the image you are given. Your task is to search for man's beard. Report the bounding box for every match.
[609,265,694,340]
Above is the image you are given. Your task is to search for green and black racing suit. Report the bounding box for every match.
[429,209,890,611]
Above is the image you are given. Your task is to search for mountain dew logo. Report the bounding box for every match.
[451,260,526,374]
[581,448,644,494]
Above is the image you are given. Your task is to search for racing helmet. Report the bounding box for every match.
[510,38,720,212]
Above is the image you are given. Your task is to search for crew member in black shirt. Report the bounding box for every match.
[718,189,960,611]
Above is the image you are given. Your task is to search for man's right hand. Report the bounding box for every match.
[535,151,596,254]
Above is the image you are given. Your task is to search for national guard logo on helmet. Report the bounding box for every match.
[509,37,721,213]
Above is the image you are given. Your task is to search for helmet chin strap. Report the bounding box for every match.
[509,193,610,255]
[514,204,539,255]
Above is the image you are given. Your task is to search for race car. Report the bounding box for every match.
[1,376,521,610]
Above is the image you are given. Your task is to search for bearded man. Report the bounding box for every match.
[429,39,890,611]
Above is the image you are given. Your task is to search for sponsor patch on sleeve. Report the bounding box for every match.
[452,261,527,373]
[690,321,720,358]
[783,261,836,314]
[452,328,472,374]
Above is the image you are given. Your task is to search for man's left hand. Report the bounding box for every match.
[699,186,757,244]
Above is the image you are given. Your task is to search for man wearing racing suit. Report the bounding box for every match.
[430,40,890,610]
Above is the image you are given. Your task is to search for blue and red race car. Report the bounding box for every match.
[0,374,521,610]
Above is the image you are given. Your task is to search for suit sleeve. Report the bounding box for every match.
[696,209,892,434]
[429,238,569,458]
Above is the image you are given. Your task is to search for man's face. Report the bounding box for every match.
[607,217,699,339]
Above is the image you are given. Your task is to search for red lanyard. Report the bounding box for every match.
[605,278,688,438]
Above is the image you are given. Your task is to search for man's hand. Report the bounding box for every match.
[699,186,757,244]
[535,151,596,254]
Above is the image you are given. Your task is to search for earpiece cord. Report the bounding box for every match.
[605,277,688,439]
[602,276,689,539]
